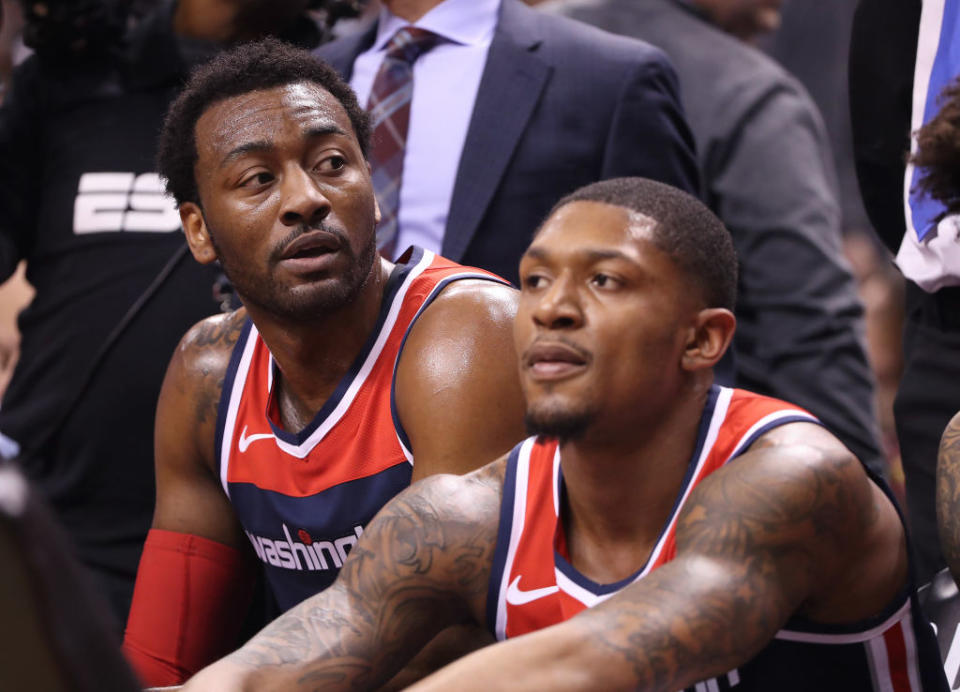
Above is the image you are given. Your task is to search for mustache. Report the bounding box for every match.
[521,335,591,364]
[271,221,348,260]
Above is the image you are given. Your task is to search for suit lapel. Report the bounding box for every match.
[442,0,551,262]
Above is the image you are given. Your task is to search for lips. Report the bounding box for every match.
[279,230,342,260]
[523,340,590,380]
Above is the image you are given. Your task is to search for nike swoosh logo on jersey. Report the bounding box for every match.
[505,575,560,605]
[238,426,274,453]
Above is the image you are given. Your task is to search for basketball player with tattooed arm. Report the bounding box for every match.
[120,40,526,687]
[183,177,947,691]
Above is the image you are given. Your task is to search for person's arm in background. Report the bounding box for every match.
[122,312,257,687]
[600,47,700,197]
[602,47,701,199]
[710,78,884,476]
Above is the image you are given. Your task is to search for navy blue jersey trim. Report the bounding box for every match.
[730,415,824,461]
[552,385,721,596]
[781,584,912,636]
[486,443,523,637]
[781,455,925,638]
[266,248,424,446]
[214,318,254,478]
[390,270,509,454]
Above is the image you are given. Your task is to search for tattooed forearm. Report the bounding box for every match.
[937,412,960,584]
[208,469,503,692]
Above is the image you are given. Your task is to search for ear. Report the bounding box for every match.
[180,202,218,265]
[681,308,736,372]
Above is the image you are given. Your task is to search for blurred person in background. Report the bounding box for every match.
[850,0,960,585]
[542,0,884,477]
[750,0,909,499]
[0,0,349,631]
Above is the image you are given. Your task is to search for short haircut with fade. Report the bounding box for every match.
[158,37,371,207]
[547,177,738,311]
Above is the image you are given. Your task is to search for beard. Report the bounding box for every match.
[208,217,378,323]
[524,399,597,443]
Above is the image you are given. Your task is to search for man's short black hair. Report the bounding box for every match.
[548,177,738,310]
[158,37,371,206]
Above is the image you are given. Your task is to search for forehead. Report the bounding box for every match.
[194,82,354,160]
[527,201,662,263]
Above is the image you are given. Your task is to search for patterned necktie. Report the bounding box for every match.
[367,27,441,259]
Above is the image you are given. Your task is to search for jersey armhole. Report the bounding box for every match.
[212,318,254,496]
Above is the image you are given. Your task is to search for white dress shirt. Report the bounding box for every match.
[351,0,501,257]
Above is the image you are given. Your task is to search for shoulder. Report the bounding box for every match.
[400,278,517,362]
[173,308,247,377]
[560,0,806,118]
[162,309,248,428]
[396,278,517,388]
[504,0,673,75]
[726,421,868,497]
[423,278,518,329]
[681,419,891,570]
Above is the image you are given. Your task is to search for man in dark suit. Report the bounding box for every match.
[315,0,699,285]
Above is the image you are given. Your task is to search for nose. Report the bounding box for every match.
[279,165,330,227]
[531,272,584,330]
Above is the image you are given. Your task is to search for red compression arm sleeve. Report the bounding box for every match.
[122,529,255,687]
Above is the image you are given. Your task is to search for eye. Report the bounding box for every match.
[240,170,274,188]
[522,273,548,290]
[317,155,346,172]
[591,273,619,289]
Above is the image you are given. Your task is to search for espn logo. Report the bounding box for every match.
[73,172,181,234]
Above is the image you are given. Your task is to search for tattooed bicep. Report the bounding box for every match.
[337,471,502,607]
[675,446,867,589]
[172,311,244,427]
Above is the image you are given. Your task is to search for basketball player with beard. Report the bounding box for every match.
[121,40,526,686]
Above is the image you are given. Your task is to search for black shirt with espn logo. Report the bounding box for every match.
[0,6,222,627]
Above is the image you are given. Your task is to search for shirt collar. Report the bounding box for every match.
[373,0,501,50]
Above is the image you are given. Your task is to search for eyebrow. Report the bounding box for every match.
[218,125,351,168]
[523,246,635,264]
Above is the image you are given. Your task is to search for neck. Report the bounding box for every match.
[385,0,446,22]
[559,377,713,579]
[245,258,392,432]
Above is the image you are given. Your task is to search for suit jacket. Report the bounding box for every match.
[316,0,699,284]
[555,0,883,473]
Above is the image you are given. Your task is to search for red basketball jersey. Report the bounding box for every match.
[216,248,506,609]
[485,386,942,691]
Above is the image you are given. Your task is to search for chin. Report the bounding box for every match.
[524,402,595,443]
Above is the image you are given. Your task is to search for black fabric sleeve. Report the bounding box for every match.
[849,0,922,255]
